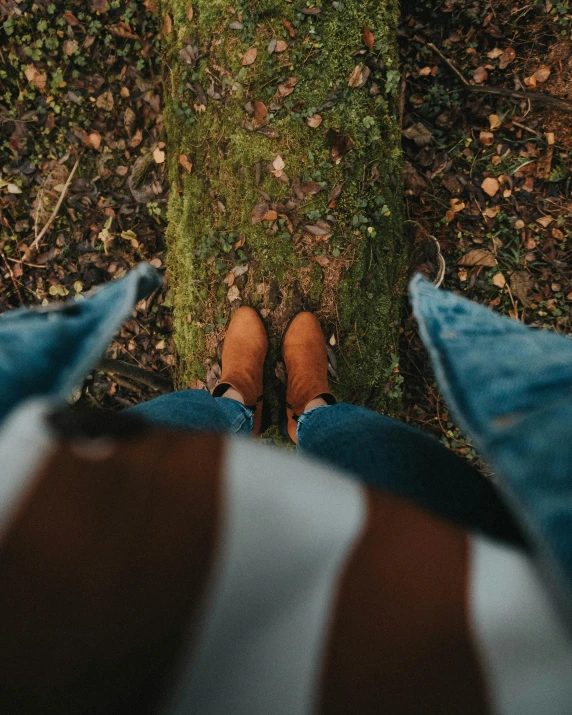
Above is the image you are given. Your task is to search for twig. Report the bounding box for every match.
[469,85,572,112]
[98,358,174,394]
[0,252,23,304]
[426,41,469,86]
[421,39,572,113]
[32,156,80,251]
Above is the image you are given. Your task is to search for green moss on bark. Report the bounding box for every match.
[161,0,408,416]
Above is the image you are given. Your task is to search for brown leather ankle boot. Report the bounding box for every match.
[282,312,336,443]
[212,307,268,435]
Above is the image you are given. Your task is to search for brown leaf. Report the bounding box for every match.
[473,66,488,84]
[402,122,433,148]
[363,26,375,51]
[275,40,288,53]
[227,285,241,303]
[92,0,109,10]
[492,272,506,288]
[481,177,500,197]
[301,180,322,195]
[328,183,344,203]
[63,11,80,25]
[242,47,258,66]
[534,64,551,83]
[479,131,494,146]
[108,22,139,39]
[234,236,246,250]
[24,65,47,91]
[301,7,321,14]
[187,3,194,22]
[458,249,497,267]
[179,154,193,173]
[348,65,364,88]
[254,100,268,122]
[86,131,102,151]
[262,210,278,222]
[257,126,280,139]
[306,114,323,128]
[162,13,172,36]
[278,76,298,97]
[313,255,330,267]
[282,18,296,38]
[251,202,270,224]
[124,107,136,135]
[96,90,114,112]
[510,271,534,304]
[129,128,143,148]
[498,47,516,69]
[305,225,331,236]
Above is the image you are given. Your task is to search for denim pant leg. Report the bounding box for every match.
[127,390,253,436]
[297,403,525,547]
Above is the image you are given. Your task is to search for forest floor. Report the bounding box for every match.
[0,0,571,458]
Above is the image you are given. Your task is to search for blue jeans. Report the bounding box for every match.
[129,391,524,546]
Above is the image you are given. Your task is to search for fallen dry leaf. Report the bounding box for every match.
[162,13,172,36]
[262,210,278,222]
[473,66,488,84]
[492,272,506,288]
[499,47,516,69]
[306,114,323,128]
[278,76,298,97]
[328,183,344,203]
[242,47,258,66]
[403,122,433,148]
[450,198,465,212]
[96,90,114,112]
[275,40,288,53]
[63,10,80,24]
[86,131,102,150]
[510,271,534,304]
[254,100,268,122]
[179,154,193,173]
[282,17,296,37]
[301,180,322,195]
[348,65,365,88]
[24,65,47,91]
[364,26,375,51]
[313,255,330,268]
[305,224,331,236]
[487,48,504,59]
[480,131,494,146]
[524,65,551,89]
[458,249,497,267]
[251,202,269,224]
[481,177,500,197]
[187,3,193,22]
[489,114,501,130]
[153,147,165,164]
[536,215,553,228]
[484,205,501,218]
[227,285,241,303]
[63,39,78,56]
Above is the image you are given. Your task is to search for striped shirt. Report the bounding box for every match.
[0,400,571,714]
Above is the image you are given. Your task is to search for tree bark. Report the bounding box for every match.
[161,0,407,417]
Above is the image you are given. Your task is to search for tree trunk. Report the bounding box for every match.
[161,0,407,420]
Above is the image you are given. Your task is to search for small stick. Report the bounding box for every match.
[426,41,469,86]
[98,358,174,394]
[32,156,80,251]
[0,252,23,304]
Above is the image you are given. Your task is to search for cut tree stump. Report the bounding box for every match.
[161,0,408,420]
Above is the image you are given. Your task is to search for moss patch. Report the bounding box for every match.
[161,0,408,418]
